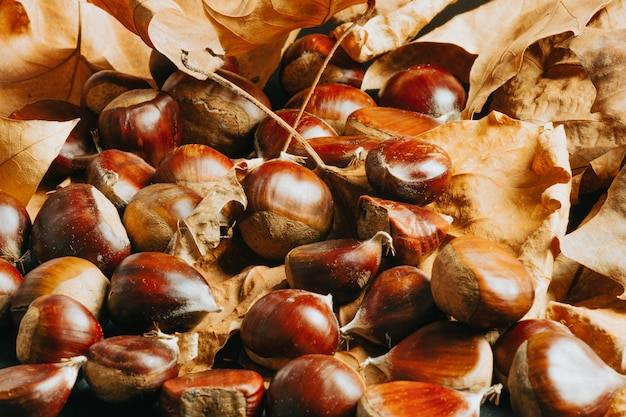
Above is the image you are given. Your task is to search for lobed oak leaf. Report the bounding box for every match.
[0,117,78,207]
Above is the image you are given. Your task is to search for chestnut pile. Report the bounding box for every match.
[0,30,622,417]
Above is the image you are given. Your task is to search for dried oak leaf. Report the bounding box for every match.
[0,0,153,116]
[0,117,78,206]
[559,164,626,298]
[178,265,288,373]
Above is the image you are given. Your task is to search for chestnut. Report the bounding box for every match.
[365,136,453,206]
[288,135,385,169]
[106,251,219,333]
[81,69,153,115]
[97,88,183,167]
[15,293,103,364]
[265,354,366,417]
[239,288,339,370]
[344,106,441,139]
[279,32,365,96]
[0,189,31,265]
[162,69,272,158]
[122,182,203,253]
[152,143,235,185]
[237,159,334,261]
[378,64,467,122]
[9,99,98,185]
[30,183,131,276]
[0,258,23,328]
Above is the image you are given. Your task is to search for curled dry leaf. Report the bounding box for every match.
[0,117,78,206]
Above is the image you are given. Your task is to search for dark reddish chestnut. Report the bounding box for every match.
[279,32,365,97]
[9,99,98,185]
[83,331,180,404]
[253,108,337,161]
[98,88,182,167]
[239,288,339,370]
[0,356,86,417]
[106,251,219,333]
[288,135,385,169]
[356,195,452,265]
[30,183,131,276]
[285,231,393,304]
[378,64,467,122]
[344,106,441,139]
[284,83,377,134]
[152,143,235,184]
[0,259,23,328]
[81,69,153,115]
[365,136,452,206]
[85,149,156,212]
[15,293,103,364]
[238,159,334,261]
[0,190,31,265]
[341,264,443,347]
[160,368,265,417]
[162,69,271,158]
[265,354,365,417]
[123,182,203,253]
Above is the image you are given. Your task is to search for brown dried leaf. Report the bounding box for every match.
[0,117,78,206]
[179,265,288,373]
[559,164,626,298]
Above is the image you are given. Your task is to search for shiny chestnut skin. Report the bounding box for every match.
[107,251,219,333]
[152,143,234,184]
[239,288,339,370]
[15,293,103,364]
[237,159,335,261]
[365,136,453,206]
[9,99,98,185]
[81,69,153,115]
[30,183,131,276]
[98,88,183,167]
[253,108,337,161]
[279,32,365,97]
[85,149,156,212]
[344,106,441,139]
[265,354,365,417]
[162,69,271,158]
[378,64,467,122]
[284,83,377,134]
[0,259,23,328]
[0,190,31,265]
[123,182,203,253]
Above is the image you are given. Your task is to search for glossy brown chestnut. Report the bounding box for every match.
[0,258,23,328]
[98,88,183,167]
[122,182,203,253]
[356,195,452,265]
[279,32,365,97]
[253,108,338,161]
[15,293,103,364]
[365,136,453,206]
[0,355,86,417]
[30,183,131,276]
[238,159,334,261]
[81,69,153,115]
[341,264,443,347]
[107,251,219,333]
[83,332,180,404]
[85,148,156,212]
[289,135,385,169]
[239,288,339,370]
[284,83,377,134]
[0,190,31,265]
[344,106,441,139]
[378,64,467,122]
[285,231,393,304]
[10,256,110,328]
[265,354,366,417]
[430,235,536,330]
[152,143,235,184]
[9,99,98,185]
[509,331,626,417]
[160,368,266,417]
[162,69,271,158]
[364,320,493,393]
